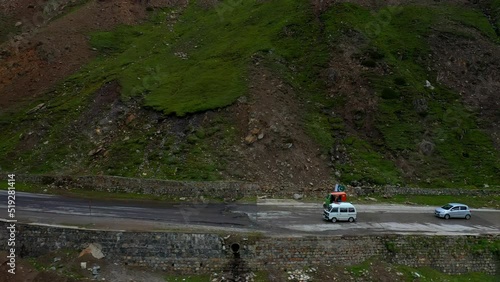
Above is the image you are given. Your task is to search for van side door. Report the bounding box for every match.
[330,207,339,220]
[339,207,348,220]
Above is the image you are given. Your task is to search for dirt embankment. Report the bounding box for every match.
[224,63,335,189]
[0,0,152,109]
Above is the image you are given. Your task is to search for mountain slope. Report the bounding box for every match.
[0,0,499,189]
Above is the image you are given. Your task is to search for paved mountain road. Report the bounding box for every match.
[1,191,499,235]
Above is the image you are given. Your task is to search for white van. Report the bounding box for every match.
[323,202,357,222]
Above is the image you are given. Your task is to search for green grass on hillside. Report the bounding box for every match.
[493,0,500,33]
[0,0,331,178]
[0,1,498,187]
[88,0,316,116]
[321,3,500,187]
[338,136,402,184]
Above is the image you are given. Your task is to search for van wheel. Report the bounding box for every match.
[331,217,337,223]
[348,217,354,223]
[465,214,471,220]
[444,214,450,220]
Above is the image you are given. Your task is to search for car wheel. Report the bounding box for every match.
[444,214,450,220]
[465,214,471,220]
[348,217,354,223]
[331,217,337,223]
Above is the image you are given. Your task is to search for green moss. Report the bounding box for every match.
[385,241,398,253]
[90,26,144,55]
[470,239,500,258]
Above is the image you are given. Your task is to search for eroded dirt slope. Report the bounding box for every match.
[0,0,152,109]
[225,64,334,190]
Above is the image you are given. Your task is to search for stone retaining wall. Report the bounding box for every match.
[0,223,498,274]
[352,186,498,197]
[16,174,260,199]
[14,174,499,199]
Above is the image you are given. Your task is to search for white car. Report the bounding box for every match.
[434,203,471,219]
[323,202,357,223]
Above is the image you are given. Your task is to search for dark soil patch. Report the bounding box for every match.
[0,0,151,109]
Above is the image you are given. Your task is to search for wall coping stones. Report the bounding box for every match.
[13,174,500,199]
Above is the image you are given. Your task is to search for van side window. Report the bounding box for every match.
[340,208,347,213]
[348,207,355,213]
[332,207,338,212]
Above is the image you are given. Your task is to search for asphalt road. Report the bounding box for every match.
[1,191,499,235]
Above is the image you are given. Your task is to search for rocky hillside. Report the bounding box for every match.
[0,0,499,189]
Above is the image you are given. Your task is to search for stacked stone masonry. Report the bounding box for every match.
[0,223,497,274]
[14,174,499,199]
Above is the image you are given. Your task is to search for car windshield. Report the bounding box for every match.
[441,204,453,210]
